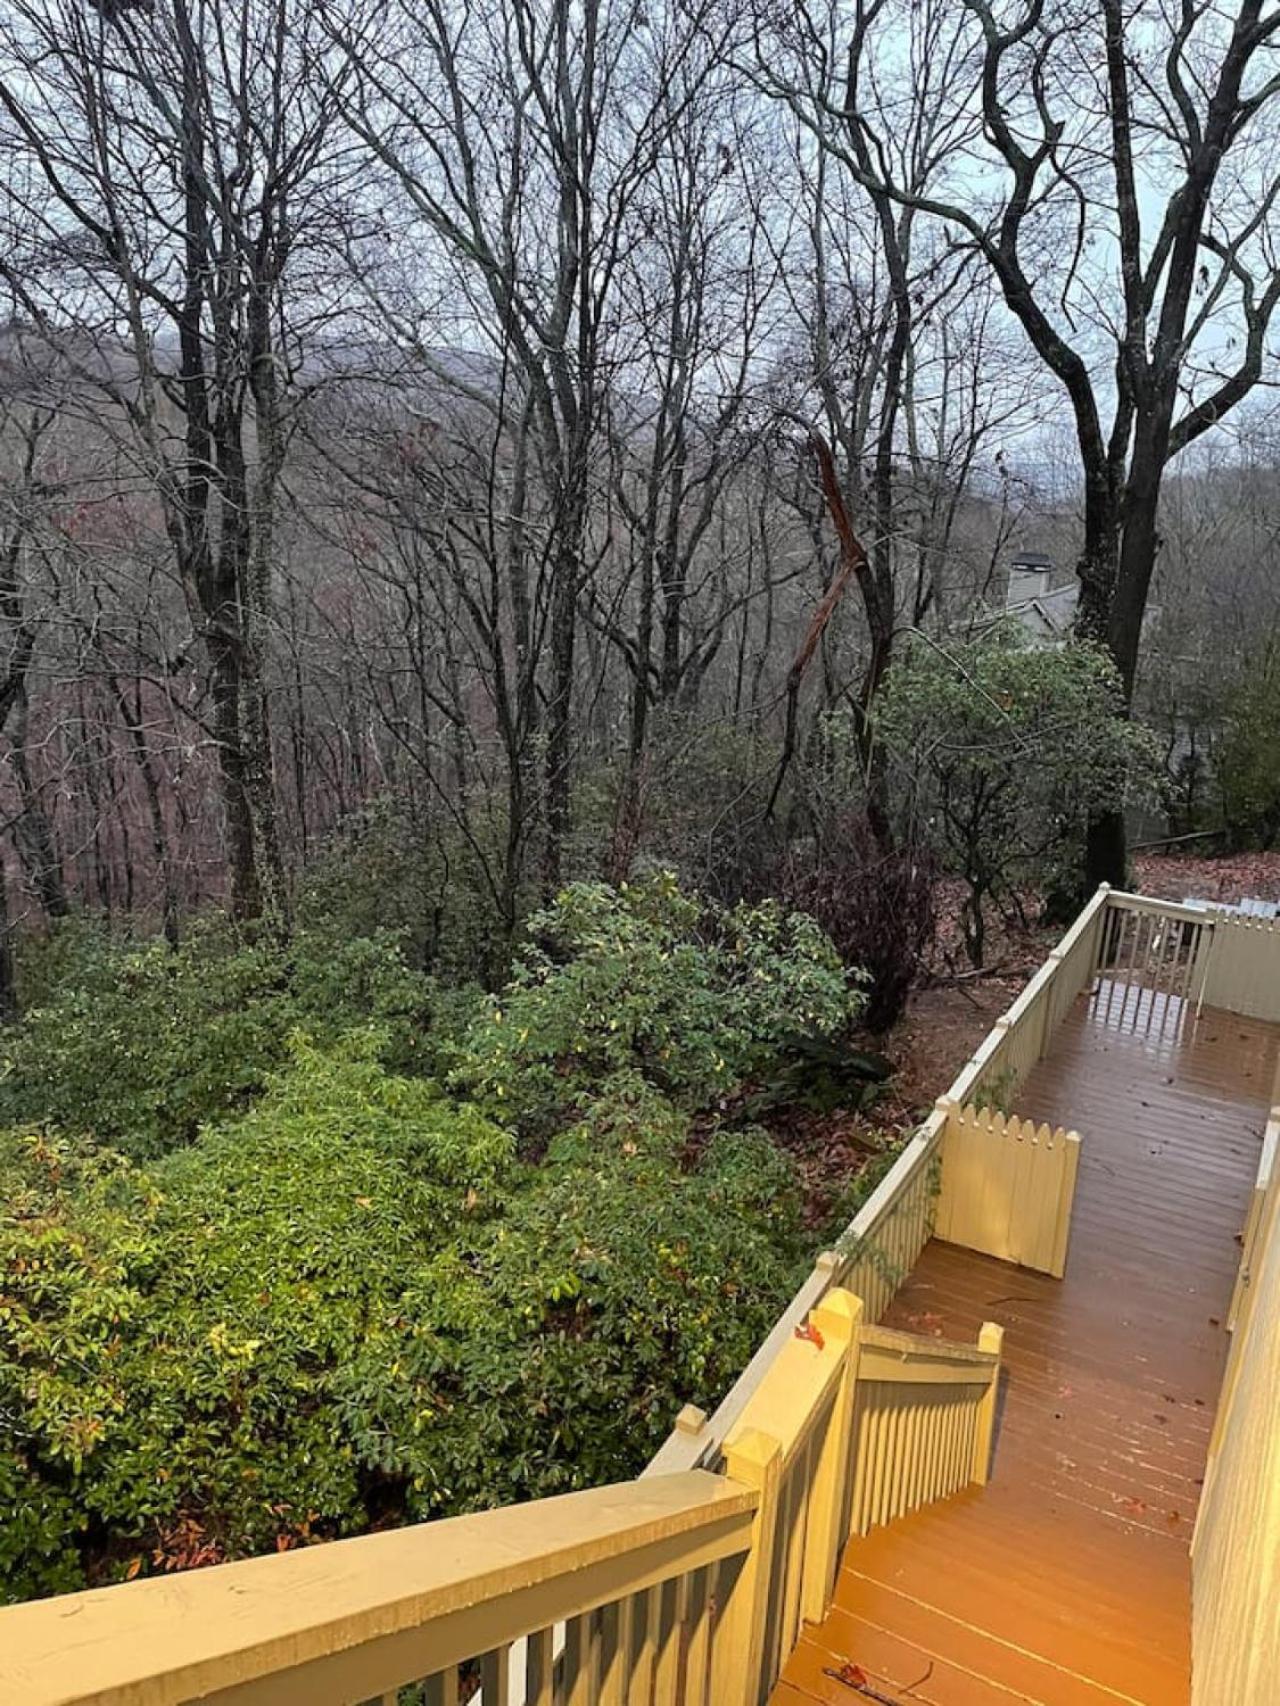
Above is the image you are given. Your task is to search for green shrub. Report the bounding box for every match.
[0,1448,86,1602]
[450,872,859,1139]
[0,1037,512,1598]
[0,880,882,1604]
[334,1074,812,1508]
[1216,651,1280,848]
[0,1052,847,1600]
[0,1133,163,1598]
[0,925,432,1157]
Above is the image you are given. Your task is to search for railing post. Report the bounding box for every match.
[1093,883,1113,982]
[933,1097,958,1245]
[714,1429,782,1706]
[972,1322,1004,1485]
[801,1290,863,1625]
[675,1403,707,1440]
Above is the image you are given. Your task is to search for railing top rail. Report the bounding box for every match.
[1000,953,1062,1024]
[1104,889,1220,925]
[859,1322,999,1368]
[1050,882,1112,957]
[0,1472,755,1706]
[845,1114,945,1229]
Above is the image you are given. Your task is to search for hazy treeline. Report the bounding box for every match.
[1,0,1279,971]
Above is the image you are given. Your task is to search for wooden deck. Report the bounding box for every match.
[773,985,1279,1706]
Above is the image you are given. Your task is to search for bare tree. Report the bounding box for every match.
[0,0,357,925]
[0,398,66,946]
[324,0,743,890]
[761,0,1280,883]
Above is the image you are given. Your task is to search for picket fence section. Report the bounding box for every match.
[936,1102,1081,1278]
[1201,914,1280,1023]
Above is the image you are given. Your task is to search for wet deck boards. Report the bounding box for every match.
[772,986,1278,1706]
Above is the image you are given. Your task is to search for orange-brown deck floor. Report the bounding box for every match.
[772,984,1279,1706]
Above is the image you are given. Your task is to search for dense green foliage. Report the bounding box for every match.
[0,926,432,1157]
[0,876,877,1603]
[877,634,1160,962]
[450,874,860,1138]
[0,1037,509,1595]
[1217,652,1280,849]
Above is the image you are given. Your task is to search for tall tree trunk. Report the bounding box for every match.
[0,856,16,1023]
[1079,432,1164,892]
[245,287,289,934]
[206,628,260,921]
[9,689,66,920]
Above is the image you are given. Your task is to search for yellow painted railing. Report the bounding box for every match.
[1207,1064,1280,1467]
[846,1321,1003,1536]
[840,1112,942,1321]
[717,1292,1002,1700]
[719,1288,863,1689]
[1093,891,1216,1029]
[0,1291,1002,1706]
[936,1101,1081,1278]
[949,882,1112,1110]
[651,887,1113,1479]
[1192,1093,1280,1705]
[0,1471,759,1706]
[1096,890,1280,1031]
[1227,1090,1279,1334]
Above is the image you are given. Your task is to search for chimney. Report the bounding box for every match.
[1006,550,1053,610]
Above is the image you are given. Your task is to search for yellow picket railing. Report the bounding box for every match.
[949,882,1112,1110]
[718,1292,1002,1701]
[846,1321,1003,1536]
[0,1471,759,1706]
[1093,891,1216,1028]
[718,1289,862,1690]
[936,1101,1081,1278]
[1226,1095,1279,1334]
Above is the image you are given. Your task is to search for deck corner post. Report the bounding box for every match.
[972,1321,1004,1485]
[802,1289,864,1624]
[715,1428,783,1706]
